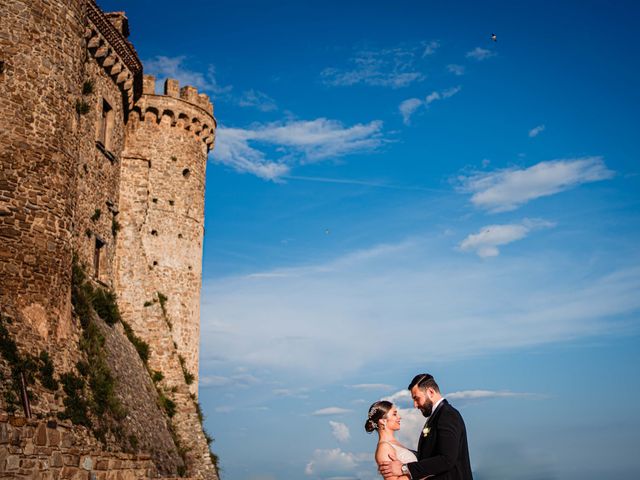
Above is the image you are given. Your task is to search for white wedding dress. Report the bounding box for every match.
[380,441,418,463]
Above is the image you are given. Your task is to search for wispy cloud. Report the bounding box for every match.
[212,118,384,180]
[285,175,441,192]
[144,55,232,94]
[422,40,440,57]
[425,86,462,105]
[465,47,497,61]
[200,236,640,381]
[214,405,235,413]
[399,98,423,125]
[382,388,543,446]
[447,64,465,76]
[305,448,367,476]
[238,89,278,112]
[200,372,261,388]
[383,390,411,405]
[459,219,555,258]
[312,407,352,416]
[322,43,433,89]
[458,157,615,212]
[447,389,541,402]
[273,387,310,398]
[528,124,546,138]
[145,55,280,113]
[399,86,461,125]
[348,384,394,390]
[329,421,351,443]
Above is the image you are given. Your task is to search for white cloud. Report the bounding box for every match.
[447,389,539,402]
[312,407,352,416]
[528,124,546,138]
[273,387,310,398]
[212,118,384,180]
[399,98,423,125]
[329,421,351,443]
[459,219,555,258]
[425,91,440,105]
[200,372,261,388]
[382,390,412,406]
[380,388,541,447]
[465,47,497,61]
[395,408,426,448]
[200,375,232,387]
[238,89,278,112]
[349,384,394,391]
[458,157,615,212]
[425,85,461,105]
[145,55,281,114]
[422,40,440,56]
[321,45,428,89]
[200,235,640,382]
[399,86,461,125]
[447,64,465,76]
[305,448,361,476]
[144,55,232,94]
[214,405,235,413]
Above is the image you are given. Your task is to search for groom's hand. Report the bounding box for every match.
[378,452,403,479]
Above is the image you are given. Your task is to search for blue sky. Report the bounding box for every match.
[101,1,640,478]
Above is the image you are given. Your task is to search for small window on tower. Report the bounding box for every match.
[97,98,113,149]
[94,237,105,279]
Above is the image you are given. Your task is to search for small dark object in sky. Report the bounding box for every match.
[325,229,330,235]
[491,33,497,42]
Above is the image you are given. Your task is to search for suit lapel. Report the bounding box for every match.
[427,399,447,427]
[417,399,448,458]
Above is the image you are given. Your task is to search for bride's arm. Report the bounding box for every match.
[375,443,410,480]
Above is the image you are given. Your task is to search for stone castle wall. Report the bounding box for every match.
[115,74,216,478]
[0,0,87,371]
[0,414,156,479]
[1,1,218,478]
[116,74,214,391]
[73,44,127,290]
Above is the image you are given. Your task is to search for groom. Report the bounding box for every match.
[379,374,473,480]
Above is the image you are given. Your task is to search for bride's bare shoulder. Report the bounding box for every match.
[375,441,394,464]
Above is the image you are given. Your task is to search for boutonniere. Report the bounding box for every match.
[422,426,431,438]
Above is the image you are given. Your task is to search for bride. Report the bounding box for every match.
[365,400,417,479]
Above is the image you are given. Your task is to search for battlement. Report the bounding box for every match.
[132,75,216,152]
[142,75,214,116]
[104,11,130,38]
[85,1,143,110]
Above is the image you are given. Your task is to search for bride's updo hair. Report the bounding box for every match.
[364,400,393,433]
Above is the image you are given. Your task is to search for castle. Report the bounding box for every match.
[0,0,218,478]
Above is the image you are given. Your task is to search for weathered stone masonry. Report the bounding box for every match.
[115,74,215,478]
[0,413,156,479]
[0,0,87,369]
[117,74,215,395]
[1,0,218,478]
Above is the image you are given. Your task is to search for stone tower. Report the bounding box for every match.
[115,75,217,477]
[2,1,218,477]
[116,74,215,393]
[0,0,87,362]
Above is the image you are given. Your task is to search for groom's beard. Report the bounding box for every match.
[419,401,433,418]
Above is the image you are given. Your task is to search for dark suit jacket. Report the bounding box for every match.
[406,400,473,480]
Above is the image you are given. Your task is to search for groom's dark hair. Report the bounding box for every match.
[408,373,440,392]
